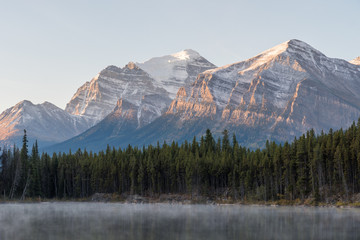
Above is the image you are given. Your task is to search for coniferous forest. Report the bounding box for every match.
[2,121,360,204]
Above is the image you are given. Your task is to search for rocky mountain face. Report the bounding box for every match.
[166,39,360,147]
[65,50,216,126]
[55,99,140,151]
[1,49,216,149]
[350,57,360,65]
[65,63,168,126]
[49,39,360,151]
[0,101,92,148]
[5,41,360,152]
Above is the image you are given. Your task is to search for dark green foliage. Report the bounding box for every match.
[29,141,41,197]
[2,123,360,201]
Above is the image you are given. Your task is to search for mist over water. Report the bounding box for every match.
[0,203,359,240]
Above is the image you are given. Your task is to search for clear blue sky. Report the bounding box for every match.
[1,0,359,113]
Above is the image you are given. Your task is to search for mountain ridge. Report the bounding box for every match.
[2,41,360,152]
[1,49,216,148]
[47,39,360,152]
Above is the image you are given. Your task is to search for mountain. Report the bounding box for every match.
[350,57,360,65]
[65,50,216,126]
[137,49,216,98]
[165,39,360,147]
[45,49,216,152]
[0,100,92,148]
[1,49,215,151]
[49,39,360,152]
[161,39,360,147]
[66,62,174,129]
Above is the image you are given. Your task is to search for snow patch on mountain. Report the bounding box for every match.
[137,49,216,98]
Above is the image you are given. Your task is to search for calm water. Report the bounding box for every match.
[0,202,359,240]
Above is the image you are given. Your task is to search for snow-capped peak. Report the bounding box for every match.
[171,49,201,60]
[136,49,215,97]
[252,39,324,65]
[205,39,323,75]
[350,57,360,65]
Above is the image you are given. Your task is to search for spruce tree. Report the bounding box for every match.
[29,141,41,197]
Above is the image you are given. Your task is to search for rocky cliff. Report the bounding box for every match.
[166,40,360,147]
[66,50,216,126]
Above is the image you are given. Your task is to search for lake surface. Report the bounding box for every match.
[0,202,359,240]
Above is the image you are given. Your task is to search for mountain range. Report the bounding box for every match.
[0,49,216,148]
[1,40,360,152]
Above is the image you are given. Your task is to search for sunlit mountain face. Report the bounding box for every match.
[48,40,360,151]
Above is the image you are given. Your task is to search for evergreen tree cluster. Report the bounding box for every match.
[1,122,360,202]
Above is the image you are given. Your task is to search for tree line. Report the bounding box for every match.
[1,121,360,202]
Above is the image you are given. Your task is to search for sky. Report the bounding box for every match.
[0,0,359,113]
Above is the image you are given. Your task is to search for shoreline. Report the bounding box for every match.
[1,193,360,208]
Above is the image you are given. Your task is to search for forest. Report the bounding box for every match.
[1,120,360,203]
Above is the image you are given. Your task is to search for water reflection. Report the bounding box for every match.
[0,203,359,240]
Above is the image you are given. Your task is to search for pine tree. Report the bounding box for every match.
[205,129,215,153]
[29,141,41,197]
[296,135,308,199]
[222,129,230,152]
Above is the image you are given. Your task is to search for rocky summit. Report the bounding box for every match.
[65,63,168,126]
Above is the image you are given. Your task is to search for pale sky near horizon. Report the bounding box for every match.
[0,0,359,113]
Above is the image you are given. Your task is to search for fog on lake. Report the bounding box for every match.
[0,202,359,240]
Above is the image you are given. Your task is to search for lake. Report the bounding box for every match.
[0,203,359,239]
